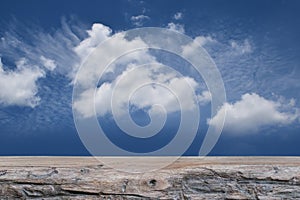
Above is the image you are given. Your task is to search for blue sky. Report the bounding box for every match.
[0,0,300,156]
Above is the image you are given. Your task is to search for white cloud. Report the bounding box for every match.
[0,19,85,107]
[166,23,185,34]
[71,24,208,119]
[182,35,250,58]
[72,25,230,119]
[130,15,150,26]
[40,56,57,71]
[70,23,112,81]
[0,18,82,78]
[208,93,299,135]
[0,58,45,107]
[73,64,200,118]
[73,31,156,88]
[0,58,3,72]
[1,20,114,83]
[173,12,183,20]
[230,39,252,54]
[74,23,112,61]
[194,36,216,46]
[197,91,211,105]
[182,35,216,58]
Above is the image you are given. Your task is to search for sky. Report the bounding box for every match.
[0,0,300,156]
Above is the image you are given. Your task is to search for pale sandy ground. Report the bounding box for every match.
[0,156,300,168]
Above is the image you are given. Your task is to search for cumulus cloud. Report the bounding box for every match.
[130,15,150,26]
[70,23,112,80]
[173,12,183,20]
[208,93,299,135]
[0,58,45,107]
[73,63,200,118]
[73,31,157,88]
[74,23,112,61]
[166,23,185,34]
[0,19,84,107]
[71,23,214,119]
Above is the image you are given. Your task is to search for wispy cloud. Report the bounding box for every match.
[173,12,183,20]
[0,18,82,75]
[130,15,150,26]
[230,39,252,54]
[40,56,57,71]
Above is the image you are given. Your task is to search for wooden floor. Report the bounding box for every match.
[0,156,299,199]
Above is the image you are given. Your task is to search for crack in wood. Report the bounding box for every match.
[0,170,7,176]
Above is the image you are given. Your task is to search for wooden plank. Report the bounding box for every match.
[0,157,299,199]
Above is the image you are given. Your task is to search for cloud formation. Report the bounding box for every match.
[73,60,200,118]
[1,17,297,136]
[208,93,299,134]
[0,19,81,76]
[40,56,57,71]
[230,39,252,54]
[173,12,183,20]
[0,19,83,107]
[74,23,111,61]
[71,24,213,119]
[0,58,45,107]
[130,15,150,26]
[197,91,211,105]
[166,23,185,34]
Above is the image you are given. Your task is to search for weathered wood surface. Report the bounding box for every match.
[0,157,300,199]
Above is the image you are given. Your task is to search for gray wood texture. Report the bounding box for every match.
[0,157,299,199]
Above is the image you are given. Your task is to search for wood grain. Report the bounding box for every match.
[0,157,299,199]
